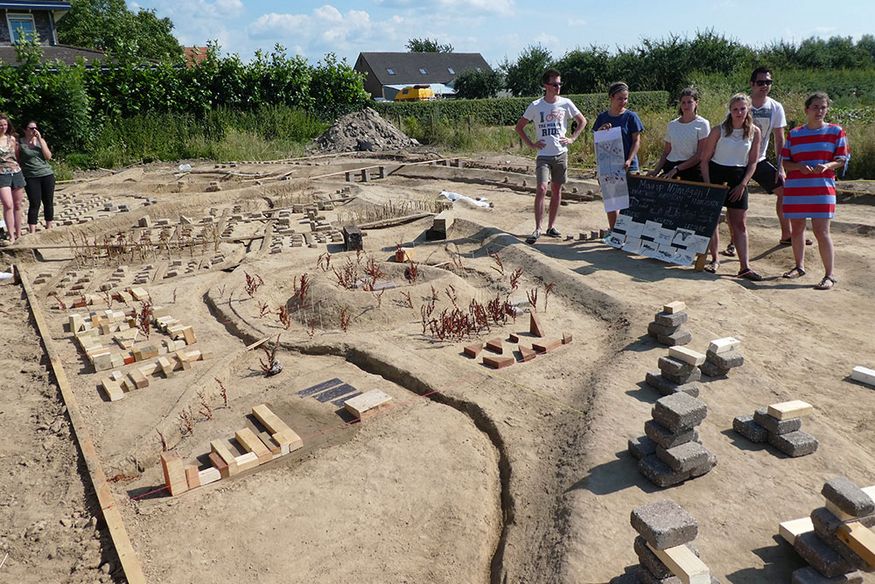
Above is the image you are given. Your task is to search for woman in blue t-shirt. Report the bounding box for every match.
[595,82,645,228]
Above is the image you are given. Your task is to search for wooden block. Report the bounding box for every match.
[185,466,201,489]
[532,338,562,353]
[69,314,84,332]
[210,440,239,476]
[130,287,150,301]
[483,355,514,369]
[174,350,191,371]
[235,428,272,464]
[208,451,230,479]
[185,350,203,361]
[646,542,711,584]
[851,365,875,387]
[234,451,260,472]
[669,346,707,366]
[826,499,857,522]
[345,389,393,420]
[779,517,814,545]
[485,337,503,354]
[767,400,813,420]
[708,337,740,354]
[274,429,303,454]
[198,467,221,485]
[519,345,537,362]
[134,344,159,361]
[663,301,687,314]
[530,313,545,337]
[694,253,707,272]
[110,371,124,382]
[836,522,875,567]
[101,378,125,401]
[93,352,113,372]
[252,404,292,436]
[160,452,188,496]
[562,332,573,345]
[157,356,175,378]
[257,431,281,456]
[110,353,124,368]
[182,326,196,345]
[139,362,158,376]
[129,368,149,389]
[463,343,483,358]
[168,325,185,339]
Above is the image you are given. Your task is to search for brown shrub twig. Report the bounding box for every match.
[244,272,264,298]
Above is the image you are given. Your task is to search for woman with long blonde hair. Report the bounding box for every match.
[699,93,763,280]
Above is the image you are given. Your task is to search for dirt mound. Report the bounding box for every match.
[314,107,416,153]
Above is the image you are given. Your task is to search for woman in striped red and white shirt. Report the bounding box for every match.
[780,92,850,290]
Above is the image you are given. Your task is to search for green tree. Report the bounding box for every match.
[502,44,552,96]
[309,53,369,120]
[554,46,610,94]
[452,68,503,99]
[58,0,182,62]
[406,38,454,53]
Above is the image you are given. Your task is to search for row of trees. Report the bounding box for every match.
[453,31,875,98]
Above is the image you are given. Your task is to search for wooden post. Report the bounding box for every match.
[694,254,707,272]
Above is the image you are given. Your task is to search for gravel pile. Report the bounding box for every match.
[314,107,416,153]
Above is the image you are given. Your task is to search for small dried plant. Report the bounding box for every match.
[306,320,316,340]
[197,391,213,420]
[277,305,292,330]
[489,250,505,275]
[217,284,226,298]
[526,288,539,313]
[172,288,178,304]
[101,288,113,308]
[316,252,332,272]
[296,273,311,307]
[543,282,556,312]
[178,407,195,437]
[509,268,523,292]
[256,300,271,319]
[137,300,153,339]
[157,430,167,452]
[49,292,67,310]
[244,272,264,298]
[259,334,282,375]
[404,261,419,284]
[339,306,351,332]
[445,284,458,307]
[400,290,413,309]
[215,378,228,408]
[363,258,384,292]
[333,257,360,289]
[372,288,385,307]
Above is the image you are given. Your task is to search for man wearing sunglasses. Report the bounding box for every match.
[515,68,587,244]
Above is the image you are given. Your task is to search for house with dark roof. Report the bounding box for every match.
[354,52,491,99]
[0,0,105,66]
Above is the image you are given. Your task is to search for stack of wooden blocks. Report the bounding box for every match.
[780,478,875,583]
[732,400,818,457]
[161,403,304,496]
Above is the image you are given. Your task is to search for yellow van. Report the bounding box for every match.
[394,85,435,101]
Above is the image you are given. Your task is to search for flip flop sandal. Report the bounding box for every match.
[737,269,763,281]
[704,260,720,274]
[782,266,806,279]
[721,243,736,257]
[814,275,837,290]
[779,238,792,245]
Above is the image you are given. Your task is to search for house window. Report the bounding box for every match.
[447,67,455,75]
[7,14,36,43]
[386,68,396,75]
[419,68,428,75]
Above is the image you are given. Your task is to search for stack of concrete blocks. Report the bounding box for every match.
[779,477,875,583]
[629,392,716,488]
[733,400,818,457]
[610,500,719,584]
[648,302,692,347]
[699,337,744,378]
[645,346,706,397]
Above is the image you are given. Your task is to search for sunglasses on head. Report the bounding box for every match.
[755,80,773,86]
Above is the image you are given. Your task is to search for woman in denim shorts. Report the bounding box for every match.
[0,114,25,245]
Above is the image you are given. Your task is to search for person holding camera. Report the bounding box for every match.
[20,121,55,233]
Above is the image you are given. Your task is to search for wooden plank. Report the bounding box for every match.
[836,522,875,567]
[207,451,229,479]
[345,390,393,420]
[16,266,148,584]
[646,542,711,584]
[669,346,706,366]
[779,517,813,545]
[257,431,281,456]
[184,466,201,489]
[663,301,686,314]
[826,499,857,522]
[767,400,814,420]
[210,440,239,476]
[252,404,292,435]
[234,451,260,472]
[235,428,271,464]
[198,467,221,485]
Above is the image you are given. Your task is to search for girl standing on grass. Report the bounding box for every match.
[699,93,762,280]
[649,87,709,182]
[595,82,644,229]
[20,121,56,233]
[0,114,25,246]
[780,92,849,290]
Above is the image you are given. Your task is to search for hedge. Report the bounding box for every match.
[373,91,670,126]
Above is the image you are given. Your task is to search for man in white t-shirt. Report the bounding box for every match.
[515,68,587,244]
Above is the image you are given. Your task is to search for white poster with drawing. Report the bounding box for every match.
[594,127,629,213]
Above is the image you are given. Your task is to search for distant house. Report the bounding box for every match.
[0,0,104,66]
[184,46,209,67]
[354,52,491,100]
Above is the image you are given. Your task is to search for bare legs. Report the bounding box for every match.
[0,186,23,243]
[534,182,562,232]
[606,210,618,230]
[775,187,791,240]
[727,208,750,272]
[792,217,833,276]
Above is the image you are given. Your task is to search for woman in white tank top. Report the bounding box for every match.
[700,93,762,280]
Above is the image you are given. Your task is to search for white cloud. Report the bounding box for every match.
[436,0,514,16]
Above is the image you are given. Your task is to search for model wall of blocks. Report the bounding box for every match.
[648,302,692,347]
[629,392,717,488]
[733,400,819,457]
[700,337,744,378]
[463,313,572,369]
[646,345,706,397]
[779,478,875,583]
[610,500,720,584]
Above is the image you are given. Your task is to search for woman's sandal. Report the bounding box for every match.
[782,266,806,279]
[814,275,837,290]
[704,260,720,274]
[722,243,736,257]
[737,268,764,281]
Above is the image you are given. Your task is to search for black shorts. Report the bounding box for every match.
[709,162,749,210]
[663,160,703,182]
[752,160,783,193]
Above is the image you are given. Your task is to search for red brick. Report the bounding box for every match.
[519,346,537,362]
[508,333,520,343]
[562,332,573,344]
[123,354,135,365]
[483,355,514,369]
[530,313,545,337]
[463,343,483,358]
[532,338,562,353]
[485,337,503,354]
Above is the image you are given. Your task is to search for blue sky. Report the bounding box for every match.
[128,0,875,66]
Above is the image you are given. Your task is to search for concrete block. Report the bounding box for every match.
[769,430,819,457]
[768,400,814,420]
[629,435,658,460]
[655,311,689,328]
[794,531,855,578]
[656,442,712,473]
[645,372,701,398]
[631,499,698,550]
[698,360,728,378]
[688,450,717,478]
[652,393,708,433]
[732,415,768,443]
[661,367,702,386]
[669,347,706,366]
[791,567,863,584]
[811,508,875,569]
[634,535,675,579]
[638,454,690,488]
[648,321,680,337]
[658,329,693,347]
[705,349,744,370]
[822,477,875,517]
[708,337,740,354]
[645,420,698,450]
[658,356,697,377]
[754,408,803,435]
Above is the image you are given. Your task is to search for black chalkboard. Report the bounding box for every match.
[622,175,728,237]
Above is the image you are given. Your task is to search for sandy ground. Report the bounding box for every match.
[0,153,873,584]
